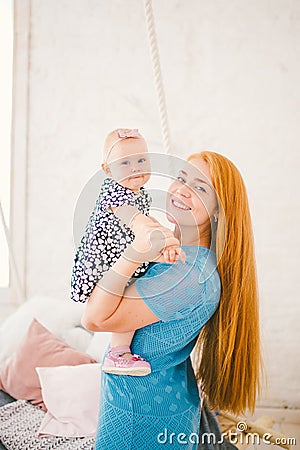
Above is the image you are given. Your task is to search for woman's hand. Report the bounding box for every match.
[125,214,182,263]
[113,207,186,264]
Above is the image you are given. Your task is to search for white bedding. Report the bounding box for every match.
[0,400,95,450]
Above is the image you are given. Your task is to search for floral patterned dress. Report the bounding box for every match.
[70,177,152,303]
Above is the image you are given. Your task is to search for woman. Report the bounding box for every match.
[81,151,261,449]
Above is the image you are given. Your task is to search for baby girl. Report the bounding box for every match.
[71,128,183,376]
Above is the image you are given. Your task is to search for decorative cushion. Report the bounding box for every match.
[0,295,85,367]
[36,363,101,437]
[62,326,94,354]
[0,319,96,411]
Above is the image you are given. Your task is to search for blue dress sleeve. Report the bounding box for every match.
[135,260,211,322]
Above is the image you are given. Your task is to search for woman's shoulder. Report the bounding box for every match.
[146,246,217,276]
[141,246,220,294]
[182,245,215,266]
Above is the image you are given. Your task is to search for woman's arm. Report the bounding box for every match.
[81,217,180,332]
[81,252,159,332]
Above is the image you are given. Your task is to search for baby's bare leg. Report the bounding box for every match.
[110,331,135,350]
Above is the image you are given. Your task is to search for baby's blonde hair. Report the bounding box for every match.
[102,128,145,168]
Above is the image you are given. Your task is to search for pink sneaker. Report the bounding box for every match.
[102,346,151,376]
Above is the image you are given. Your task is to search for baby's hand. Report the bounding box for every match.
[162,246,186,264]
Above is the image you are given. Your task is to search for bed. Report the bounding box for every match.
[0,296,108,449]
[0,390,15,450]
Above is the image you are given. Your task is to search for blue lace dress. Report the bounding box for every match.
[95,246,221,450]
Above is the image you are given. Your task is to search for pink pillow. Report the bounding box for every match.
[36,364,101,437]
[0,318,96,411]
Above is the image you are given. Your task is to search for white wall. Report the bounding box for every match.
[12,0,300,408]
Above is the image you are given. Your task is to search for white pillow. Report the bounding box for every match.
[85,332,111,362]
[0,296,85,367]
[61,327,94,353]
[36,364,102,437]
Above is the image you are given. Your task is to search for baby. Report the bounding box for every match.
[71,129,183,376]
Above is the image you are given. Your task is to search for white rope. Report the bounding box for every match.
[144,0,172,155]
[0,2,170,308]
[0,199,25,303]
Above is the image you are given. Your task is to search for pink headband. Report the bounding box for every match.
[105,129,142,163]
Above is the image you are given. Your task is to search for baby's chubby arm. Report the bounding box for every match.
[111,206,185,264]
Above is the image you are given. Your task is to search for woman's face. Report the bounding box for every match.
[166,157,217,227]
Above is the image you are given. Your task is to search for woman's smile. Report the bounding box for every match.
[170,196,191,211]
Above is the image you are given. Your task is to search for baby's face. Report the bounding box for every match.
[105,138,151,192]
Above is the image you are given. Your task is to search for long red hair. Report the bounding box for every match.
[189,151,261,414]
